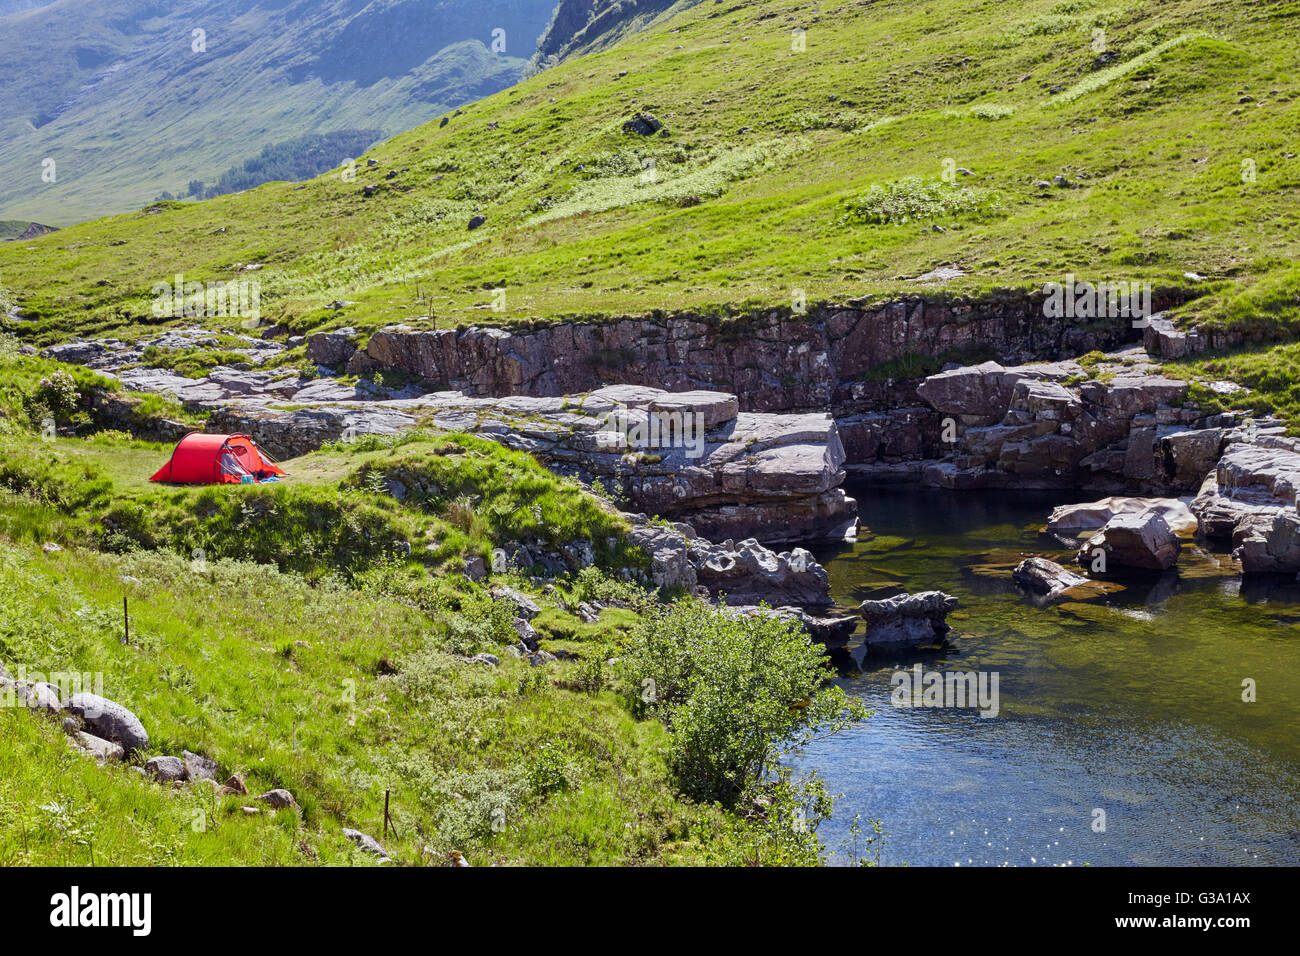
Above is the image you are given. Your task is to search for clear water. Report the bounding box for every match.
[796,485,1300,866]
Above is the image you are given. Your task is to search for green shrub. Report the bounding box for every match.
[616,598,868,804]
[843,177,989,225]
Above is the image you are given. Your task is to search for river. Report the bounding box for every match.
[797,483,1300,866]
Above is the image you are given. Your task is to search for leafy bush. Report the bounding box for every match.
[34,371,81,419]
[616,598,867,804]
[843,177,988,225]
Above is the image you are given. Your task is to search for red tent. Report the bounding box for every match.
[150,433,286,485]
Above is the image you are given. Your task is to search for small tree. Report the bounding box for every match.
[618,598,868,804]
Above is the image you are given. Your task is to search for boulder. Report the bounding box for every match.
[1013,557,1088,597]
[70,732,124,763]
[513,618,539,652]
[182,750,220,782]
[689,538,831,607]
[859,591,959,651]
[916,362,1022,421]
[342,828,390,860]
[1047,497,1198,536]
[9,681,63,717]
[627,522,698,593]
[1156,428,1227,492]
[1077,510,1181,571]
[305,328,358,368]
[463,555,488,581]
[255,789,298,810]
[145,756,188,783]
[623,113,664,136]
[62,693,149,754]
[725,605,858,650]
[1233,510,1300,574]
[490,586,540,620]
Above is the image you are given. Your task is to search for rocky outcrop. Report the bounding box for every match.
[689,537,830,607]
[326,292,1152,413]
[1076,510,1181,572]
[916,350,1240,494]
[216,385,857,545]
[1190,438,1300,572]
[625,518,833,606]
[859,591,958,651]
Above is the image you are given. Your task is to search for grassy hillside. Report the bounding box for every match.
[0,339,869,866]
[1,0,1296,349]
[0,0,559,225]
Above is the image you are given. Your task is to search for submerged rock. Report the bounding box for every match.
[859,591,959,651]
[1013,557,1088,599]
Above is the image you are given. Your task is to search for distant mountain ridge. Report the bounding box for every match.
[0,0,559,225]
[532,0,704,69]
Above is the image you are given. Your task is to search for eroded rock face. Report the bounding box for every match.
[338,295,1144,411]
[1189,439,1300,573]
[914,351,1241,495]
[1076,510,1181,571]
[212,385,857,545]
[859,591,958,651]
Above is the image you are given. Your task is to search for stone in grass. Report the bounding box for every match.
[491,585,541,620]
[62,693,150,754]
[70,732,124,764]
[10,681,63,717]
[183,750,219,782]
[513,618,539,652]
[342,828,390,861]
[255,789,298,810]
[222,774,249,796]
[145,756,188,783]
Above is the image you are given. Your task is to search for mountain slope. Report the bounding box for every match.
[0,0,559,224]
[532,0,704,68]
[1,0,1298,346]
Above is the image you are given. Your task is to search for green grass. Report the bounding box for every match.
[1168,342,1300,432]
[0,538,713,866]
[1,0,1297,347]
